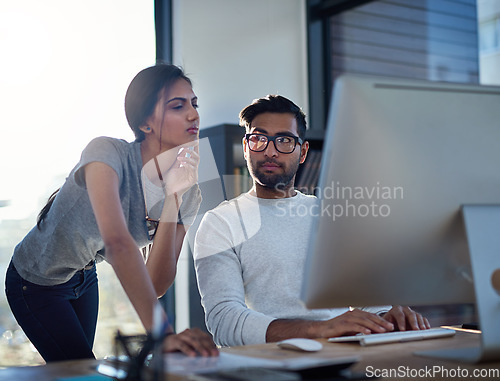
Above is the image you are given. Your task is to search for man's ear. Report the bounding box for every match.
[299,141,309,164]
[242,136,248,160]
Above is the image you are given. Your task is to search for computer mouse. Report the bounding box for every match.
[277,338,323,352]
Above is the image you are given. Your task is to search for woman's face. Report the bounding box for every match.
[146,78,199,151]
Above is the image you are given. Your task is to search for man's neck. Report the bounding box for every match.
[250,183,297,199]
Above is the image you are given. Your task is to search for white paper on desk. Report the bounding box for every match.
[164,352,282,375]
[280,356,359,371]
[164,352,358,375]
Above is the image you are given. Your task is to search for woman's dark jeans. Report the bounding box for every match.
[5,260,99,362]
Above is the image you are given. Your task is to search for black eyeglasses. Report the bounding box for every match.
[146,217,159,241]
[245,133,303,154]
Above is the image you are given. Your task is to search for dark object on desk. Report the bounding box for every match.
[462,323,480,330]
[293,360,367,380]
[190,367,301,380]
[113,330,166,381]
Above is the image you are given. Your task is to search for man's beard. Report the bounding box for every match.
[250,158,299,190]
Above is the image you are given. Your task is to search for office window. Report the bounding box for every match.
[479,18,500,52]
[477,0,500,85]
[328,0,479,84]
[307,0,480,136]
[0,1,155,365]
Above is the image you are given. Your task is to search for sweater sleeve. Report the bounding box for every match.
[194,210,275,347]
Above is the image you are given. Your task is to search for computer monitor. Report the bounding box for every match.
[301,74,500,363]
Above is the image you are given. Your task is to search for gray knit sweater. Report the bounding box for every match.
[194,191,381,347]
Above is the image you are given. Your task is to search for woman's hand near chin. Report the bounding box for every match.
[163,142,199,197]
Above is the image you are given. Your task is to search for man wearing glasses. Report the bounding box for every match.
[194,95,428,347]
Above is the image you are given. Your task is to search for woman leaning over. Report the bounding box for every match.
[5,64,218,362]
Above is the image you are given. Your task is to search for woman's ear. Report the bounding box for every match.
[139,125,152,134]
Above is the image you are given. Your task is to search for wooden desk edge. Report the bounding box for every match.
[1,330,498,381]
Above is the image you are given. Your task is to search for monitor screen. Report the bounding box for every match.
[301,75,500,310]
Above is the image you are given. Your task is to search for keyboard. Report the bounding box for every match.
[327,327,455,346]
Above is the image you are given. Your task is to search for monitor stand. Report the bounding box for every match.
[415,205,500,363]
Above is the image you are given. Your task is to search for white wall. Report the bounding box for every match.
[480,53,500,85]
[171,0,308,332]
[172,0,308,129]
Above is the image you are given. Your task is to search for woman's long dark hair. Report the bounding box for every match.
[36,63,191,230]
[125,63,192,141]
[37,188,60,229]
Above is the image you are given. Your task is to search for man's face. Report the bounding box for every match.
[243,112,307,190]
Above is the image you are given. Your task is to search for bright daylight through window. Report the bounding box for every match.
[0,1,155,365]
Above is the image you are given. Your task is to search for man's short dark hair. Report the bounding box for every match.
[239,95,307,140]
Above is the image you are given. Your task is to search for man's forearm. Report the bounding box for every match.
[265,319,323,342]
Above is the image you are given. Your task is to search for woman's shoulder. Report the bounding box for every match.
[74,136,139,186]
[82,136,139,159]
[85,136,132,150]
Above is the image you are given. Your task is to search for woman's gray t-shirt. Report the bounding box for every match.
[12,136,201,286]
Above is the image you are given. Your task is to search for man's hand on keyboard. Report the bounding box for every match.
[315,308,395,337]
[269,307,430,341]
[379,306,430,331]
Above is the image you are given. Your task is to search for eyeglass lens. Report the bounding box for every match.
[247,134,297,153]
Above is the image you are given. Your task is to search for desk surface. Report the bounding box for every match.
[0,330,498,381]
